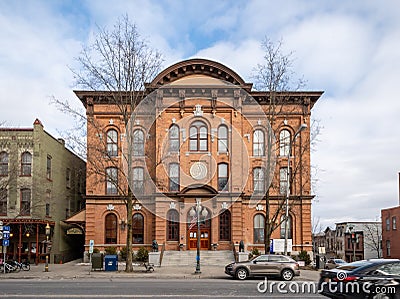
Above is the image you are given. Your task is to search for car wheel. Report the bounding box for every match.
[370,294,392,299]
[235,268,248,280]
[281,269,294,281]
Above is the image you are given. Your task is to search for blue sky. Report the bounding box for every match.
[1,0,400,230]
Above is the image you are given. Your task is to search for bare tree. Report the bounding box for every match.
[53,15,163,272]
[362,222,382,259]
[252,37,318,253]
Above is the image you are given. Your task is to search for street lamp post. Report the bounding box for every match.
[189,198,208,274]
[45,223,50,272]
[284,123,307,256]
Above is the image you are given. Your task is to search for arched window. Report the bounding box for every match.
[189,121,208,151]
[253,167,265,193]
[107,129,118,157]
[133,167,144,193]
[0,188,7,215]
[169,163,179,191]
[279,129,291,156]
[132,213,144,244]
[280,215,293,239]
[21,152,32,176]
[253,130,265,156]
[0,152,8,176]
[167,209,179,241]
[169,125,180,152]
[105,213,117,244]
[218,163,228,191]
[106,167,118,195]
[133,129,144,156]
[254,214,265,244]
[279,167,290,195]
[20,188,31,216]
[218,125,228,153]
[219,210,231,241]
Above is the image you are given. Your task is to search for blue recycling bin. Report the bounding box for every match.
[104,255,118,271]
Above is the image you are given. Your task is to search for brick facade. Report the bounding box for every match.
[382,206,400,258]
[75,59,322,255]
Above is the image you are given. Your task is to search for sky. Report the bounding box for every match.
[1,0,400,230]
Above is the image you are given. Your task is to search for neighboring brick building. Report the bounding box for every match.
[382,206,400,258]
[0,119,86,263]
[75,59,323,256]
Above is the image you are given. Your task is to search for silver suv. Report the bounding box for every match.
[225,254,300,281]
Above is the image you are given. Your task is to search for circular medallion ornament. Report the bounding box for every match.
[190,162,207,180]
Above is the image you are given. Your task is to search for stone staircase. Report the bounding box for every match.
[161,250,235,266]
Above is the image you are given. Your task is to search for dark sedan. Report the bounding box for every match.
[318,259,400,299]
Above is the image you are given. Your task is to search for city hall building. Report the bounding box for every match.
[75,59,322,256]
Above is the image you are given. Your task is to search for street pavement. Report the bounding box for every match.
[0,259,321,282]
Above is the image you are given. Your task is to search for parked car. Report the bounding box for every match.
[325,258,347,269]
[225,254,300,281]
[318,259,400,299]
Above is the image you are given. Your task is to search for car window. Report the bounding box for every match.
[269,255,284,262]
[254,256,268,263]
[337,261,372,271]
[376,263,400,275]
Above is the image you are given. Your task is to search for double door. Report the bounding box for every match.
[188,227,210,250]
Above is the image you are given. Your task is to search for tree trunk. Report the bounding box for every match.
[125,191,134,272]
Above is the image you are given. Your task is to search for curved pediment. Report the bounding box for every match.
[180,184,218,195]
[148,58,252,91]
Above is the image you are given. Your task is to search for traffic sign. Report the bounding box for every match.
[89,240,94,254]
[2,239,9,246]
[3,232,9,239]
[0,220,3,225]
[0,225,3,231]
[2,226,10,232]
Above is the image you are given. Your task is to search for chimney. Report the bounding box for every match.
[58,138,65,146]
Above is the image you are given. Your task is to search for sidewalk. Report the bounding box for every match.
[0,260,321,281]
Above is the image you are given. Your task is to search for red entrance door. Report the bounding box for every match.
[188,227,210,250]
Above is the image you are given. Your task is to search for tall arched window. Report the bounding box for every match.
[280,215,293,239]
[189,121,208,151]
[107,129,118,157]
[133,129,144,156]
[0,188,7,215]
[218,163,228,191]
[133,167,144,193]
[253,167,265,193]
[279,129,291,156]
[254,214,265,244]
[105,213,117,244]
[169,125,180,152]
[20,188,31,215]
[219,210,231,241]
[169,163,179,191]
[218,125,228,153]
[253,129,265,156]
[132,213,144,244]
[21,152,32,176]
[279,167,290,195]
[106,167,118,195]
[167,209,179,241]
[0,152,8,176]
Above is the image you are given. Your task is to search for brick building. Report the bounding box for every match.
[75,59,323,256]
[382,206,400,258]
[0,119,86,263]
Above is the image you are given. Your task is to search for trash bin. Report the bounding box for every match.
[91,253,103,271]
[104,255,118,271]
